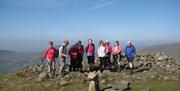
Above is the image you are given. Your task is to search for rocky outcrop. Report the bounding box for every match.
[11,52,180,91]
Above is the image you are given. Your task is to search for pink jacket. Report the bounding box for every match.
[113,44,121,54]
[85,44,95,55]
[105,44,112,54]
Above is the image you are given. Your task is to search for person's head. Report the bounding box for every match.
[64,40,69,46]
[48,41,53,48]
[115,40,119,45]
[127,41,132,46]
[78,40,81,45]
[105,40,110,44]
[99,40,103,46]
[88,38,93,44]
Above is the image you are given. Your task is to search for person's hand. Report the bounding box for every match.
[113,52,115,55]
[62,54,68,58]
[40,59,43,64]
[40,59,45,67]
[123,53,126,56]
[132,53,135,56]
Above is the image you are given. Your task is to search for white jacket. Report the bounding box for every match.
[97,45,106,57]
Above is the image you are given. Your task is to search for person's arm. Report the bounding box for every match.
[97,47,100,57]
[118,45,122,53]
[124,46,127,56]
[42,48,48,60]
[82,46,85,54]
[133,46,136,55]
[85,45,88,54]
[105,47,108,54]
[109,46,112,53]
[93,44,95,53]
[68,48,71,56]
[59,47,63,57]
[79,46,84,54]
[41,48,48,66]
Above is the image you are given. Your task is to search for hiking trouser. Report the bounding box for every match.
[99,57,107,73]
[69,59,77,72]
[77,55,83,70]
[113,53,121,64]
[59,57,66,75]
[47,58,55,76]
[106,53,111,64]
[87,55,95,71]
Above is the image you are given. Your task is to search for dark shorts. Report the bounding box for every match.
[127,57,134,62]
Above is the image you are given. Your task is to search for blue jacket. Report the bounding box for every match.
[124,45,136,58]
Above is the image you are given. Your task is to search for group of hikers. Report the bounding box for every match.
[41,39,136,77]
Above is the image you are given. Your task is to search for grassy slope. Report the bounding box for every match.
[0,72,180,91]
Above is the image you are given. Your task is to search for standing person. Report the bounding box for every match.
[69,44,79,72]
[59,40,69,75]
[85,39,95,72]
[124,41,136,74]
[98,40,107,73]
[105,40,112,66]
[41,41,56,77]
[77,41,84,72]
[112,41,122,71]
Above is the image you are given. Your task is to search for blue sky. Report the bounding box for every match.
[0,0,180,52]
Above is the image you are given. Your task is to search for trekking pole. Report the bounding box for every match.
[40,59,45,68]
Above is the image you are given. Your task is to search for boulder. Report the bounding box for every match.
[58,80,70,86]
[36,71,47,82]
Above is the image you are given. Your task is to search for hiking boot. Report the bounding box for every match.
[130,69,134,74]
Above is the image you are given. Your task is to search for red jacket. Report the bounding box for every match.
[42,47,56,60]
[69,47,78,60]
[77,45,84,55]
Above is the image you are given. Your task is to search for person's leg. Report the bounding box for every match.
[76,58,79,72]
[87,56,91,71]
[113,54,118,65]
[59,58,65,75]
[47,61,51,74]
[104,57,107,68]
[128,57,133,68]
[69,58,73,72]
[99,57,103,73]
[52,59,55,76]
[79,55,83,71]
[88,56,94,72]
[76,57,80,71]
[91,56,95,71]
[107,54,111,65]
[113,54,116,63]
[47,59,53,77]
[104,56,108,69]
[47,58,53,74]
[102,57,106,73]
[72,60,76,72]
[127,57,134,74]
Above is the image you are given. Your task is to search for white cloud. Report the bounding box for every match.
[84,0,119,13]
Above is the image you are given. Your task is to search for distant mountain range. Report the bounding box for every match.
[0,50,41,73]
[138,42,180,61]
[0,42,179,73]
